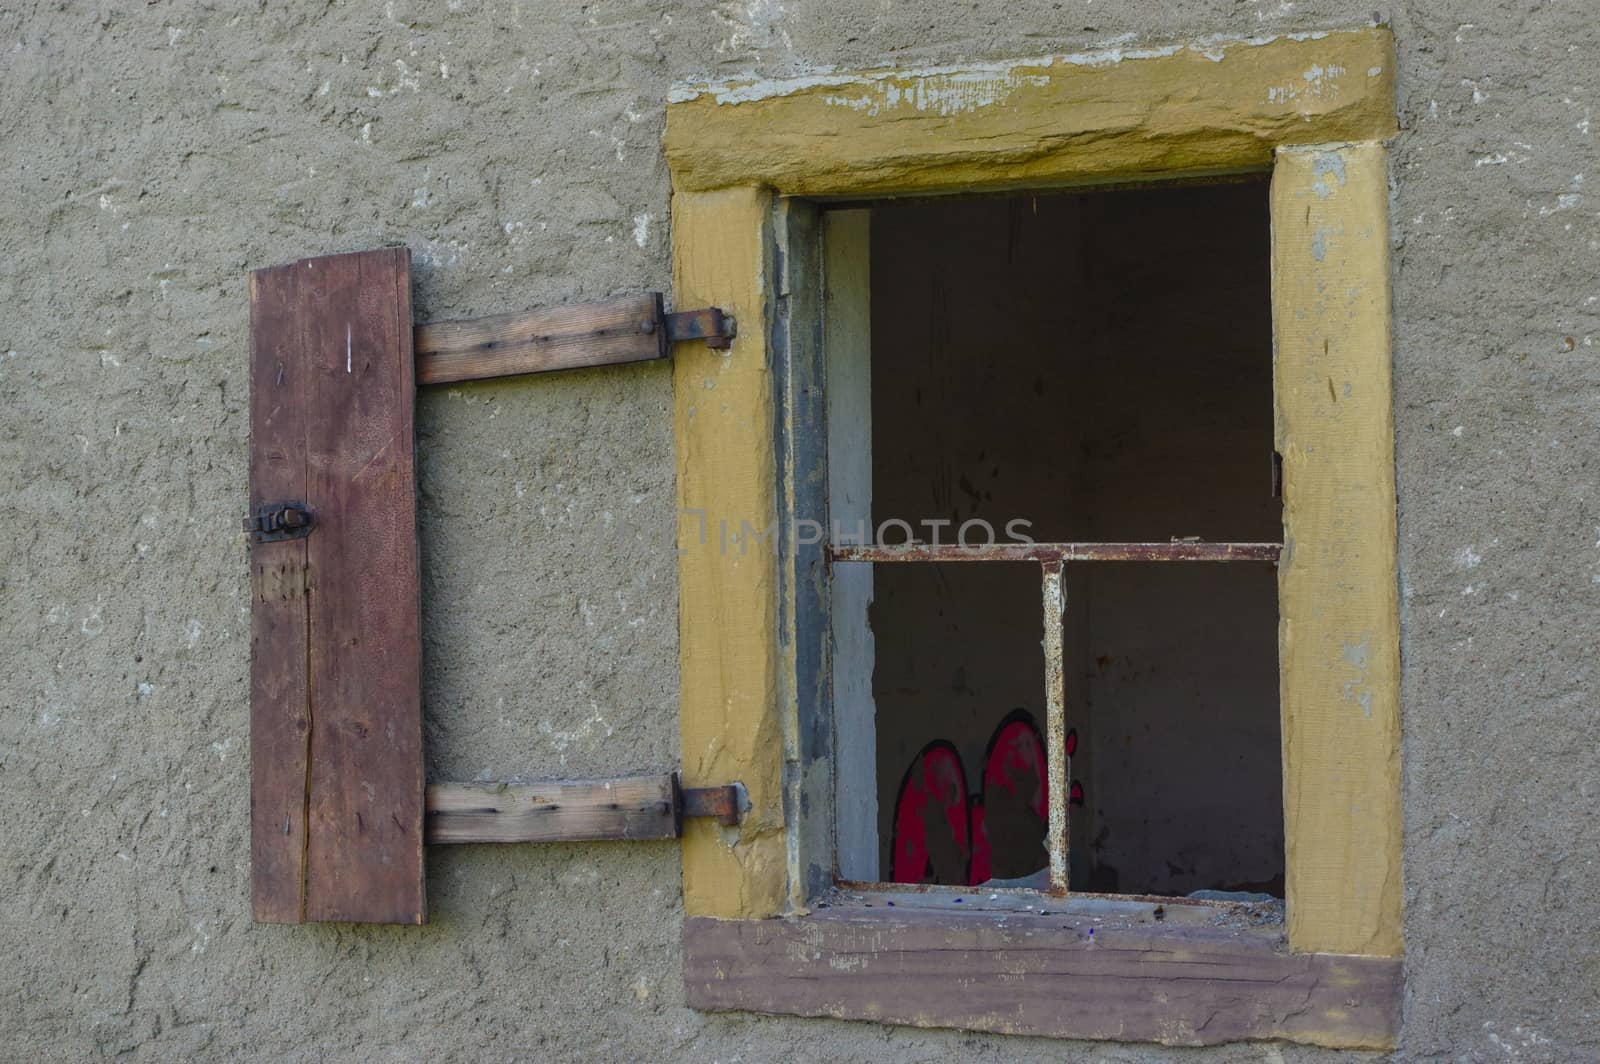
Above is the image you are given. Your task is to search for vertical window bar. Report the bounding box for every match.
[1040,560,1069,894]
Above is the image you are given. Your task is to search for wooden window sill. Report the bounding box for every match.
[683,894,1401,1049]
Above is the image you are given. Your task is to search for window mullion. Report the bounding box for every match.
[1040,559,1069,894]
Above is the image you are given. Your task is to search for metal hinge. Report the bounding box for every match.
[244,502,314,543]
[677,778,745,827]
[660,307,737,351]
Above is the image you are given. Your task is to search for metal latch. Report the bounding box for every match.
[658,307,737,351]
[245,502,314,543]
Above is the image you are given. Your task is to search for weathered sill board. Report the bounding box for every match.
[414,293,666,385]
[683,908,1402,1049]
[427,775,679,843]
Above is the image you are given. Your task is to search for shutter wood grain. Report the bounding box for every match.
[425,776,679,844]
[248,247,425,925]
[414,293,666,385]
[248,265,313,924]
[683,909,1402,1048]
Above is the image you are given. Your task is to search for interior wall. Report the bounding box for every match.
[869,183,1283,894]
[869,562,1046,878]
[1072,182,1285,897]
[868,196,1087,879]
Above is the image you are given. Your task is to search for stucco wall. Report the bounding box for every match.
[1,2,1595,1060]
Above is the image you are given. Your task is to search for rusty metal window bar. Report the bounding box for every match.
[827,539,1283,894]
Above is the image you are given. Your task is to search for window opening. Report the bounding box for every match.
[828,179,1285,899]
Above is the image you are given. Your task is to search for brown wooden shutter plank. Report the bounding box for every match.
[248,247,424,925]
[248,266,313,924]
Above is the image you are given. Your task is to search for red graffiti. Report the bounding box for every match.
[890,740,971,885]
[891,709,1084,886]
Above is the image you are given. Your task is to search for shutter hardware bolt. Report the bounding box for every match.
[244,502,315,543]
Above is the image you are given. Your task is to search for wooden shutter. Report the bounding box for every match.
[248,248,425,924]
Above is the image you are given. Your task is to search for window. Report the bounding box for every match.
[829,182,1285,900]
[667,27,1402,1049]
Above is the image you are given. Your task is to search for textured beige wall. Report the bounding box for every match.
[0,2,1596,1060]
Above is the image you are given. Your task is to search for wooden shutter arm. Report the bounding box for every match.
[425,773,745,845]
[414,294,735,387]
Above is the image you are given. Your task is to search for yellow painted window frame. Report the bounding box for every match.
[667,26,1400,960]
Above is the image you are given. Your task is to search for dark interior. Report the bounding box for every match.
[866,179,1285,897]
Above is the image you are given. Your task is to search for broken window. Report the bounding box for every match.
[828,178,1285,900]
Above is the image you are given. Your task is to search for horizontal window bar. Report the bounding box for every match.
[828,542,1283,564]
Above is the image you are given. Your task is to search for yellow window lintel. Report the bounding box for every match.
[666,27,1396,197]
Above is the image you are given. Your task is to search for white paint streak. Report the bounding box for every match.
[1268,62,1346,105]
[670,33,1314,107]
[824,67,1054,117]
[1476,146,1531,168]
[671,56,1058,107]
[1539,192,1583,216]
[80,599,105,637]
[393,59,421,93]
[632,212,653,248]
[346,323,352,373]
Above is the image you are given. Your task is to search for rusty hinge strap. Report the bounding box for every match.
[677,776,744,827]
[662,307,737,350]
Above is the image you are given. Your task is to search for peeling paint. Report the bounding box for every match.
[672,32,1339,108]
[1340,637,1374,719]
[1310,226,1332,260]
[1267,61,1345,105]
[820,68,1053,117]
[671,56,1059,108]
[1311,150,1347,198]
